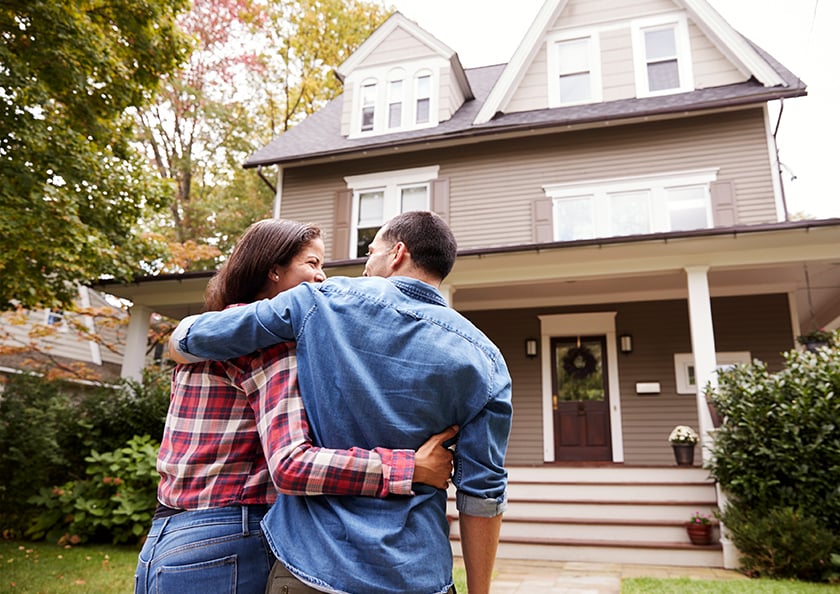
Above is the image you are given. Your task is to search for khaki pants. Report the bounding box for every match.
[265,560,456,593]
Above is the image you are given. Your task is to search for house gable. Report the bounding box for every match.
[336,12,473,138]
[475,0,787,124]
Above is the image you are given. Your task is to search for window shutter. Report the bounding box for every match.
[710,181,737,227]
[533,198,553,243]
[333,189,353,260]
[430,178,450,222]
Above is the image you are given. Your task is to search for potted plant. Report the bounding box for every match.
[796,328,836,352]
[685,511,713,545]
[668,425,698,466]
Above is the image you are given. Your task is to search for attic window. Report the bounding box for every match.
[349,64,439,137]
[632,14,694,97]
[44,309,68,332]
[547,32,602,107]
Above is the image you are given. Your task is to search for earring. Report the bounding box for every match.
[273,274,280,281]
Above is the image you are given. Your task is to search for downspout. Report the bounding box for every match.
[772,99,790,221]
[256,165,283,219]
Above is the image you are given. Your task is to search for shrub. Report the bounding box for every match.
[707,341,840,581]
[27,434,160,545]
[0,369,170,539]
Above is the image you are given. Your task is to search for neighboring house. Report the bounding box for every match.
[0,286,127,383]
[101,0,840,568]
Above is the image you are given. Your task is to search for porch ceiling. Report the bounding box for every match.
[96,221,840,331]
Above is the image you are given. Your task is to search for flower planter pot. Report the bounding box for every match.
[685,522,712,545]
[671,443,695,466]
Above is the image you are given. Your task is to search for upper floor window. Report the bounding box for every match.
[345,166,439,257]
[632,15,693,97]
[545,169,717,241]
[415,73,431,124]
[388,79,403,129]
[361,81,377,132]
[44,309,68,332]
[349,64,438,137]
[548,34,601,107]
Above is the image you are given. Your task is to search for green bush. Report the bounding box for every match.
[27,434,160,545]
[708,337,840,581]
[0,370,170,539]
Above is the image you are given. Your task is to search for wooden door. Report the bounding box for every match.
[551,336,612,461]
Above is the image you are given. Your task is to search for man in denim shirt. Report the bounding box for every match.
[171,211,512,594]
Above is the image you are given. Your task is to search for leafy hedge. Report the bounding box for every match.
[707,338,840,582]
[0,370,170,542]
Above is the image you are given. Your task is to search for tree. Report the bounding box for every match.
[0,0,191,311]
[136,0,391,269]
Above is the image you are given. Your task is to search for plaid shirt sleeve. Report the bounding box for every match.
[238,344,415,497]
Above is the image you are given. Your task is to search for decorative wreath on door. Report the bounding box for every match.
[562,346,597,380]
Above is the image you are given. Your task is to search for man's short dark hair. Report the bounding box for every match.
[381,211,457,280]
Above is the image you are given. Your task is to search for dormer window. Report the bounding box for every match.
[361,81,377,132]
[348,62,440,137]
[547,32,602,107]
[415,73,431,124]
[388,79,403,129]
[632,14,693,97]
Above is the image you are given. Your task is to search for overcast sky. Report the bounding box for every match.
[387,0,838,219]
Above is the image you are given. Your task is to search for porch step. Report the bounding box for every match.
[448,466,723,568]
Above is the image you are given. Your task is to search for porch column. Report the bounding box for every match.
[272,166,284,219]
[684,266,717,459]
[438,283,454,306]
[121,304,151,382]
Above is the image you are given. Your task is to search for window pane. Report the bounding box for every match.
[356,227,379,258]
[401,185,428,212]
[609,191,650,236]
[557,38,589,73]
[559,72,590,103]
[648,60,680,91]
[358,191,384,227]
[645,28,676,60]
[416,98,430,123]
[388,103,401,128]
[667,186,708,231]
[361,83,376,131]
[416,75,430,97]
[555,196,593,241]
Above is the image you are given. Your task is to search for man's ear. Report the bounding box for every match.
[390,241,408,270]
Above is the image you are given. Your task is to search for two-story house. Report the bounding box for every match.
[101,0,840,568]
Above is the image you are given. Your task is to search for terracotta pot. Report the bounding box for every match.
[671,443,695,466]
[685,522,712,545]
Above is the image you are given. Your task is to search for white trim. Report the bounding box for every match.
[79,286,102,366]
[684,266,717,463]
[631,13,695,98]
[537,312,624,463]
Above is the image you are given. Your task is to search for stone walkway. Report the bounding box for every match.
[454,559,747,594]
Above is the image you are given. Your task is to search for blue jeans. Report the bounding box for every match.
[135,505,273,594]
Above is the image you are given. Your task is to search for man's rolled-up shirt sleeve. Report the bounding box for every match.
[453,364,512,518]
[175,297,297,361]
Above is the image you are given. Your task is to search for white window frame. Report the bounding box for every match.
[414,70,432,125]
[347,60,441,138]
[631,13,694,97]
[547,29,602,107]
[344,166,439,256]
[674,351,751,394]
[359,79,377,132]
[387,68,405,130]
[544,169,718,241]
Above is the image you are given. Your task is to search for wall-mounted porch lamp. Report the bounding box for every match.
[619,334,633,354]
[525,338,538,358]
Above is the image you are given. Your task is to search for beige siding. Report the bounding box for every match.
[467,294,791,466]
[340,82,353,137]
[281,109,777,255]
[505,0,745,113]
[358,25,437,68]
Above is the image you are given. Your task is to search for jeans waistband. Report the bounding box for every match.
[150,504,270,538]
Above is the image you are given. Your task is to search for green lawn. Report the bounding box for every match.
[3,541,833,594]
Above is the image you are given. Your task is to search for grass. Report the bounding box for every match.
[3,540,833,594]
[0,540,139,593]
[622,577,838,593]
[2,540,467,593]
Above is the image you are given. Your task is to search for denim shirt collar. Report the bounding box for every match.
[388,276,448,307]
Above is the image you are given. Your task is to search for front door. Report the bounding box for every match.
[551,335,612,461]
